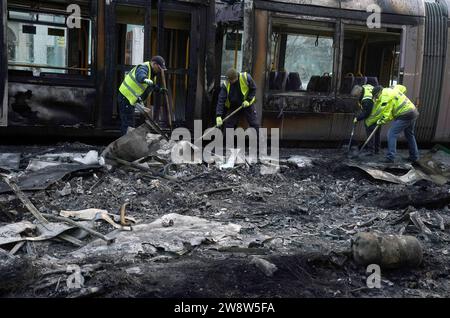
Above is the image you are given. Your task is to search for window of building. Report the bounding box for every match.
[7,27,16,60]
[270,20,335,93]
[221,29,243,83]
[7,9,93,76]
[124,24,145,65]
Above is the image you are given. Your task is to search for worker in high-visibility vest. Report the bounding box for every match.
[118,56,168,135]
[216,68,258,132]
[373,85,420,163]
[351,84,381,155]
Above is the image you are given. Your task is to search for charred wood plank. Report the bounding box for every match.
[196,186,236,196]
[1,173,85,247]
[379,192,450,210]
[106,155,177,182]
[1,174,49,225]
[42,213,114,244]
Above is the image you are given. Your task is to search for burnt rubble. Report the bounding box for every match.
[0,141,450,298]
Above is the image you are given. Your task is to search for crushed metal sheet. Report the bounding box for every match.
[0,221,74,246]
[71,213,243,259]
[26,160,62,172]
[346,161,431,185]
[0,221,36,246]
[430,149,450,171]
[73,150,100,165]
[35,153,89,163]
[0,164,102,194]
[414,155,449,185]
[285,155,314,168]
[0,153,21,171]
[60,208,136,229]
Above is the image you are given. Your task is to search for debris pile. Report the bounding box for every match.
[0,139,450,297]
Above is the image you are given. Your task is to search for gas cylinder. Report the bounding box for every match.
[351,232,423,268]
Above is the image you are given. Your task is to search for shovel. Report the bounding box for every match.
[194,104,244,144]
[346,118,357,153]
[350,125,380,158]
[160,69,173,131]
[134,101,170,141]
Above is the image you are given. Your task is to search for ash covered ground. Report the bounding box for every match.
[1,142,449,298]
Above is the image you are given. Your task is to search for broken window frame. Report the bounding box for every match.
[263,13,408,116]
[221,27,244,82]
[112,3,147,119]
[155,1,199,128]
[268,16,337,95]
[6,5,94,80]
[104,0,201,130]
[157,8,192,124]
[338,20,404,95]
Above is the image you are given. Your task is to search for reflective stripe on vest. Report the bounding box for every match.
[362,85,382,127]
[362,84,374,101]
[225,72,253,109]
[365,101,386,127]
[392,93,415,117]
[119,62,156,105]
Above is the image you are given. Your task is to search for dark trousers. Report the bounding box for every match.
[118,93,135,136]
[223,104,260,151]
[224,104,260,131]
[365,124,381,154]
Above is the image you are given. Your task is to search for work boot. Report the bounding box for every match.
[381,158,395,164]
[402,156,419,163]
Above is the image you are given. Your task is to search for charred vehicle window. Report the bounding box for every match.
[270,20,335,94]
[7,9,93,76]
[284,34,333,91]
[340,26,402,94]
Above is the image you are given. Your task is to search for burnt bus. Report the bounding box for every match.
[0,0,211,138]
[216,0,450,144]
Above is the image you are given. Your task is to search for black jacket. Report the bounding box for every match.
[216,73,257,117]
[135,64,161,101]
[356,98,375,123]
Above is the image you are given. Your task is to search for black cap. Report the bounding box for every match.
[151,55,167,70]
[372,85,384,98]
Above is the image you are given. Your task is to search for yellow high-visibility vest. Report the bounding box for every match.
[225,72,256,108]
[119,62,157,105]
[361,84,384,127]
[376,85,416,123]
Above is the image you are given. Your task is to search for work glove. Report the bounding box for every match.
[144,78,154,85]
[377,117,387,125]
[353,118,358,124]
[216,116,223,127]
[159,87,168,95]
[242,101,250,108]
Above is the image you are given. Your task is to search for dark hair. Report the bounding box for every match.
[372,86,384,98]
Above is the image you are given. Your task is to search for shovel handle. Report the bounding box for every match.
[347,118,357,152]
[135,102,170,141]
[223,105,244,123]
[160,70,173,130]
[195,105,244,143]
[359,125,380,153]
